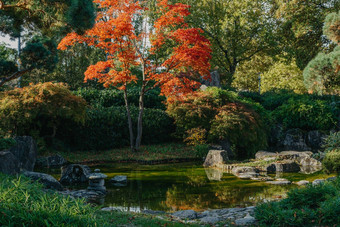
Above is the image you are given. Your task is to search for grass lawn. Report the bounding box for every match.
[45,143,202,164]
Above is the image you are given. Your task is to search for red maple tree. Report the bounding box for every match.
[58,0,211,150]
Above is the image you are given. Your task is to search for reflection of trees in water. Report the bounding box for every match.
[105,168,171,211]
[164,169,293,211]
[100,164,294,211]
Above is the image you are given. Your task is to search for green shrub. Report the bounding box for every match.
[57,106,175,150]
[239,90,299,111]
[0,137,16,151]
[255,177,340,226]
[323,149,340,173]
[272,96,338,130]
[0,82,87,141]
[193,144,210,159]
[167,87,268,159]
[319,196,340,225]
[323,131,340,152]
[283,184,338,209]
[75,87,166,109]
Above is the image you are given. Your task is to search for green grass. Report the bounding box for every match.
[0,173,204,226]
[46,143,199,164]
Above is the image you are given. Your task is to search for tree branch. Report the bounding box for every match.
[0,69,31,87]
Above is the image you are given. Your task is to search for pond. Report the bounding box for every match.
[39,162,334,212]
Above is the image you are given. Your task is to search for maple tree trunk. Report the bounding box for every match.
[124,89,135,151]
[135,87,145,151]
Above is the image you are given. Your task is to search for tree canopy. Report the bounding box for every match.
[303,11,340,95]
[0,0,95,37]
[179,0,279,84]
[58,0,212,150]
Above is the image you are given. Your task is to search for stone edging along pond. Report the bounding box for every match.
[101,206,257,226]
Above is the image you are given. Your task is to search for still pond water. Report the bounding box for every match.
[41,162,333,212]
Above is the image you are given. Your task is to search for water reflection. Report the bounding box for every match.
[100,163,293,211]
[37,162,331,212]
[204,168,223,181]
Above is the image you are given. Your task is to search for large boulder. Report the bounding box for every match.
[298,156,322,167]
[23,171,64,191]
[306,130,327,150]
[203,150,229,168]
[0,151,20,175]
[9,136,37,171]
[0,136,37,174]
[299,156,323,174]
[282,129,310,151]
[60,164,91,185]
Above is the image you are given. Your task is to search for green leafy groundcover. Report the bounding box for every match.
[0,174,199,226]
[255,176,340,226]
[0,138,16,151]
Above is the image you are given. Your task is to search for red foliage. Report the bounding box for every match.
[58,0,211,99]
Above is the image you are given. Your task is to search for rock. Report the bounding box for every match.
[238,173,259,179]
[251,176,273,181]
[266,180,291,185]
[327,177,337,181]
[23,171,64,191]
[235,214,256,226]
[255,151,277,160]
[278,151,313,160]
[298,156,322,173]
[312,179,325,186]
[266,164,277,173]
[101,207,122,212]
[205,168,223,181]
[10,136,37,171]
[142,210,166,215]
[275,160,300,172]
[232,167,258,176]
[203,150,229,168]
[306,130,327,150]
[296,180,309,186]
[282,129,310,151]
[60,189,106,204]
[200,216,220,224]
[299,156,322,166]
[232,168,259,179]
[1,136,37,174]
[275,178,289,181]
[87,169,107,192]
[298,156,322,167]
[0,151,20,175]
[172,210,197,219]
[220,139,235,159]
[36,155,67,168]
[60,164,91,185]
[110,175,127,186]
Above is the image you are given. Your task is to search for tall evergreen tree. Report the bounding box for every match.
[303,11,340,95]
